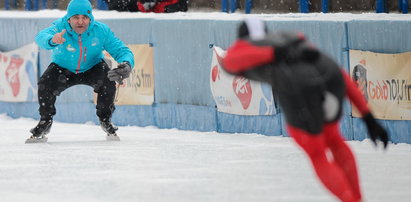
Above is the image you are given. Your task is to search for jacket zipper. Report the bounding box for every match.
[84,47,87,62]
[76,34,83,74]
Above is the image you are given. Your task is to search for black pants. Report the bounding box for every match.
[37,61,117,121]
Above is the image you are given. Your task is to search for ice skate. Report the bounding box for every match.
[100,119,120,141]
[25,135,48,143]
[26,119,53,144]
[106,133,120,141]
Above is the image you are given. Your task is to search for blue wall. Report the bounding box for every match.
[0,15,410,144]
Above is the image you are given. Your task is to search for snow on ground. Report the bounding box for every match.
[0,114,410,202]
[1,9,411,21]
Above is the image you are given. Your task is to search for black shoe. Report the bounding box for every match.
[30,119,53,137]
[100,119,118,135]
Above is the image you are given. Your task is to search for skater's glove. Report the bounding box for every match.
[362,112,389,149]
[107,62,131,85]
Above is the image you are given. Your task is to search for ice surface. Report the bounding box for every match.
[0,9,410,202]
[0,114,410,202]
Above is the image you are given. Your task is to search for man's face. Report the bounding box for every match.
[68,15,90,34]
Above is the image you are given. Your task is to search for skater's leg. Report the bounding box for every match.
[32,63,73,136]
[324,122,362,200]
[83,61,118,136]
[37,63,68,120]
[287,125,359,202]
[83,61,117,122]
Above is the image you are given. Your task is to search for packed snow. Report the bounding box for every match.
[0,114,410,202]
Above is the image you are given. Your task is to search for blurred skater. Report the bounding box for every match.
[222,18,389,202]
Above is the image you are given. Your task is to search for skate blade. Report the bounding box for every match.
[106,134,120,141]
[25,136,48,144]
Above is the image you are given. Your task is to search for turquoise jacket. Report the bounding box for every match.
[35,0,134,73]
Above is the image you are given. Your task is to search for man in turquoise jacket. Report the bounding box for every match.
[27,0,134,143]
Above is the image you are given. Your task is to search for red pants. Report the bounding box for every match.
[288,122,362,202]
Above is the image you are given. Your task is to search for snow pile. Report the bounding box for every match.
[0,10,411,21]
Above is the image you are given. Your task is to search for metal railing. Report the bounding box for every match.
[398,0,409,13]
[220,0,409,14]
[2,0,409,14]
[3,0,108,10]
[221,0,253,14]
[299,0,408,14]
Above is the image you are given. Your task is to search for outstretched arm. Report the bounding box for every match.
[341,69,389,148]
[35,24,61,50]
[222,39,274,74]
[223,31,319,75]
[341,70,370,115]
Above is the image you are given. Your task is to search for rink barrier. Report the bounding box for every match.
[0,16,410,144]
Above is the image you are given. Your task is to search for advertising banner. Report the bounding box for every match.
[0,43,38,102]
[210,46,276,116]
[103,44,154,105]
[349,49,411,120]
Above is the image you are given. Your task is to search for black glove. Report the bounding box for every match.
[107,62,132,85]
[362,113,389,149]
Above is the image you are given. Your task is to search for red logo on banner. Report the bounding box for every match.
[2,54,7,63]
[233,76,252,109]
[214,49,224,65]
[211,65,219,82]
[5,56,24,97]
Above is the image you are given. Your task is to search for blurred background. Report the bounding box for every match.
[1,0,410,13]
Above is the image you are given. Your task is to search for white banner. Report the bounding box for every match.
[350,49,411,120]
[0,43,38,102]
[210,46,276,116]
